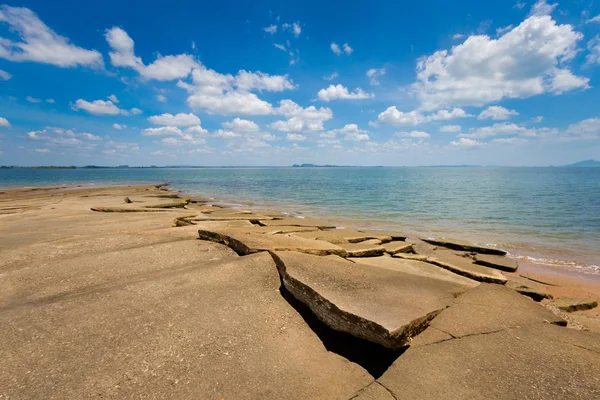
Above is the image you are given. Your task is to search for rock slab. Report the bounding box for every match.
[422,237,507,255]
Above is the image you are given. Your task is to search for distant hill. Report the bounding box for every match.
[565,160,600,167]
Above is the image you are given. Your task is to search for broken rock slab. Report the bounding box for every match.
[474,253,518,272]
[271,251,475,349]
[337,242,386,257]
[506,280,552,302]
[551,297,599,313]
[422,237,507,255]
[378,323,600,400]
[258,217,337,230]
[291,229,393,244]
[382,241,413,255]
[198,228,347,257]
[427,250,507,284]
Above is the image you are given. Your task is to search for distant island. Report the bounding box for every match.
[565,160,600,167]
[292,164,340,168]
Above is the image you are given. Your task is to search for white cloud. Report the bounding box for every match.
[72,99,124,116]
[496,25,514,36]
[452,34,465,40]
[412,14,589,110]
[528,0,557,17]
[292,22,301,38]
[222,118,260,133]
[271,99,333,132]
[46,98,55,104]
[155,94,167,103]
[565,118,600,139]
[377,106,471,125]
[317,84,374,101]
[439,125,462,133]
[264,25,277,34]
[177,65,294,115]
[478,106,519,120]
[273,43,286,51]
[323,72,339,81]
[35,148,50,153]
[366,68,386,86]
[450,138,485,148]
[141,126,183,136]
[492,137,528,144]
[343,43,353,55]
[213,129,239,139]
[25,96,41,103]
[105,27,198,81]
[24,127,102,149]
[287,133,306,141]
[396,131,431,138]
[0,5,103,68]
[142,124,207,145]
[113,123,126,130]
[0,69,11,80]
[108,94,119,103]
[587,15,600,23]
[148,112,200,127]
[532,116,544,123]
[320,124,369,141]
[331,42,342,55]
[0,117,10,128]
[459,123,531,139]
[130,107,142,115]
[586,35,600,65]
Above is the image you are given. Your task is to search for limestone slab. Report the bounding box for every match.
[378,323,600,400]
[429,284,566,338]
[474,253,518,272]
[382,241,413,255]
[337,242,386,257]
[271,251,474,349]
[552,297,599,313]
[427,250,507,284]
[353,256,479,288]
[1,253,373,399]
[422,237,507,255]
[292,229,393,244]
[198,228,348,256]
[259,217,337,229]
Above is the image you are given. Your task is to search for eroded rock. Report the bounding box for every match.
[271,251,474,349]
[382,241,413,255]
[259,217,337,230]
[474,254,518,272]
[426,250,507,284]
[551,297,599,313]
[422,237,507,255]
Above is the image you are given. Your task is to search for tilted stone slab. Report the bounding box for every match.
[427,250,507,284]
[474,253,518,272]
[359,230,407,241]
[250,225,321,234]
[337,242,386,257]
[353,256,479,288]
[506,280,552,302]
[429,284,565,338]
[422,237,507,255]
[411,242,438,257]
[378,323,600,400]
[193,211,274,221]
[394,253,428,261]
[291,229,393,244]
[551,297,599,313]
[271,251,474,349]
[382,241,413,255]
[198,229,347,257]
[259,217,337,230]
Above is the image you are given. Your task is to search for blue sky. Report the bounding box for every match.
[1,0,600,166]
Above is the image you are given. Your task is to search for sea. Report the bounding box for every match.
[1,166,599,276]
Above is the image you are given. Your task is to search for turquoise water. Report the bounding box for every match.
[1,167,599,274]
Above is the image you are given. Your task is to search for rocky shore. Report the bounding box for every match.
[1,184,599,399]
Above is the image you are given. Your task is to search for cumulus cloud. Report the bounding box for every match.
[264,25,277,34]
[271,99,333,132]
[177,65,294,115]
[142,124,207,145]
[439,125,462,133]
[113,123,126,130]
[24,127,102,150]
[130,108,142,115]
[478,106,519,120]
[0,5,103,68]
[452,34,465,40]
[0,117,10,128]
[320,124,369,141]
[155,94,167,103]
[105,27,198,81]
[72,99,123,115]
[412,14,589,110]
[0,69,11,80]
[528,0,557,17]
[330,42,342,55]
[108,94,119,103]
[343,43,353,55]
[25,96,41,103]
[587,15,600,24]
[585,35,600,65]
[377,106,471,125]
[366,68,386,86]
[317,84,374,101]
[148,112,201,127]
[323,72,339,81]
[287,133,306,141]
[450,138,485,148]
[395,131,431,138]
[222,118,260,133]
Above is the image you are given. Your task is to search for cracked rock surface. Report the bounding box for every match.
[271,251,474,349]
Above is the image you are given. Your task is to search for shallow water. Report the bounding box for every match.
[1,166,599,275]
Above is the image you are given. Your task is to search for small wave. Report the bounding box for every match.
[514,255,600,275]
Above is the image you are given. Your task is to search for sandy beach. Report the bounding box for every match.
[1,184,599,399]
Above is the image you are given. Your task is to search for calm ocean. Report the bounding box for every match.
[2,167,599,275]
